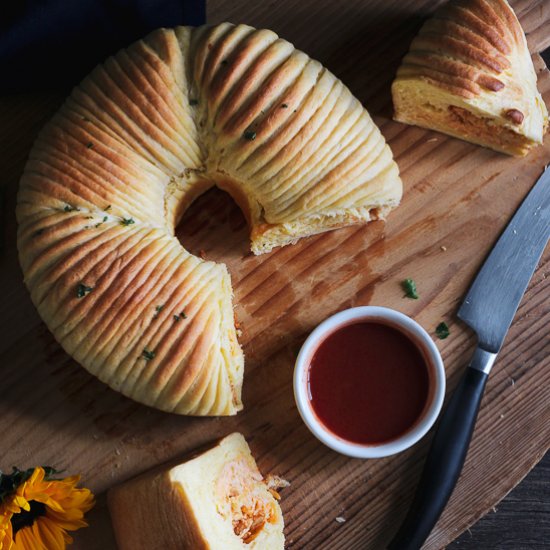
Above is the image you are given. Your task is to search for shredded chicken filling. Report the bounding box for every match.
[215,459,278,544]
[446,105,529,148]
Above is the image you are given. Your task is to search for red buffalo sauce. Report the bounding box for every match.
[307,321,430,445]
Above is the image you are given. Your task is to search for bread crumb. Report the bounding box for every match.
[440,245,447,251]
[265,475,290,490]
[426,138,438,142]
[335,516,346,523]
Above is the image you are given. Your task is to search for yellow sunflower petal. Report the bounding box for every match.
[57,476,80,487]
[2,468,94,549]
[39,497,65,515]
[2,496,21,517]
[46,514,88,531]
[10,498,28,513]
[12,526,45,550]
[33,518,66,550]
[43,517,73,545]
[28,469,45,485]
[0,518,13,550]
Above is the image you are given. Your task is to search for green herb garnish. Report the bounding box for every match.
[142,349,156,361]
[173,311,187,322]
[402,278,419,300]
[104,205,111,211]
[86,142,94,149]
[120,218,135,226]
[94,216,108,228]
[281,103,288,109]
[76,283,93,298]
[63,205,79,212]
[243,130,256,141]
[153,305,165,319]
[435,322,450,340]
[189,98,199,106]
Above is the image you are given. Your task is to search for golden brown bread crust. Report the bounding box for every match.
[17,24,402,415]
[401,0,520,99]
[392,0,548,156]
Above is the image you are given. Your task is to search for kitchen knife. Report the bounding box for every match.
[388,167,550,550]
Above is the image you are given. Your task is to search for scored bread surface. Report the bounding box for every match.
[17,23,402,415]
[392,0,548,156]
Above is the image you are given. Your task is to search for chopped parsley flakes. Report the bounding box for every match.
[76,283,93,298]
[173,311,187,322]
[153,305,165,319]
[243,130,257,141]
[142,349,156,361]
[402,278,419,300]
[120,218,135,226]
[436,322,450,339]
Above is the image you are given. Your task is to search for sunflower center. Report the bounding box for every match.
[11,500,47,534]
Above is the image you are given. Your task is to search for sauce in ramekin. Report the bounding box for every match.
[307,321,430,445]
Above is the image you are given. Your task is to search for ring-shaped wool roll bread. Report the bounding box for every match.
[17,23,402,415]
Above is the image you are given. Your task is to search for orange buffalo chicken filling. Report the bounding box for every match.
[216,459,288,544]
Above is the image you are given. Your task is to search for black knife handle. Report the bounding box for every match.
[387,360,490,550]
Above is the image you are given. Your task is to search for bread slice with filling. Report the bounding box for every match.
[108,433,287,550]
[392,0,548,156]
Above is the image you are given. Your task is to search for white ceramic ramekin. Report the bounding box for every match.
[293,306,446,458]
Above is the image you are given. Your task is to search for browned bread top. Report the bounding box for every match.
[392,0,548,155]
[400,0,527,99]
[17,24,402,415]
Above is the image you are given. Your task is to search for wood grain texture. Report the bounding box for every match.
[0,1,548,549]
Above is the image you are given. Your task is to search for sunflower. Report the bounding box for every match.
[0,467,94,550]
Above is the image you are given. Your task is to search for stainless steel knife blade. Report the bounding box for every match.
[457,167,550,354]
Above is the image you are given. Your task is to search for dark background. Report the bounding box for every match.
[450,452,549,549]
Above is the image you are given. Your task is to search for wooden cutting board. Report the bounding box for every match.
[1,0,549,548]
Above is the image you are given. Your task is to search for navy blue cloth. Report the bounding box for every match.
[0,0,206,93]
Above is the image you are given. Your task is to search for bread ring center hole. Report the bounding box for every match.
[175,187,250,262]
